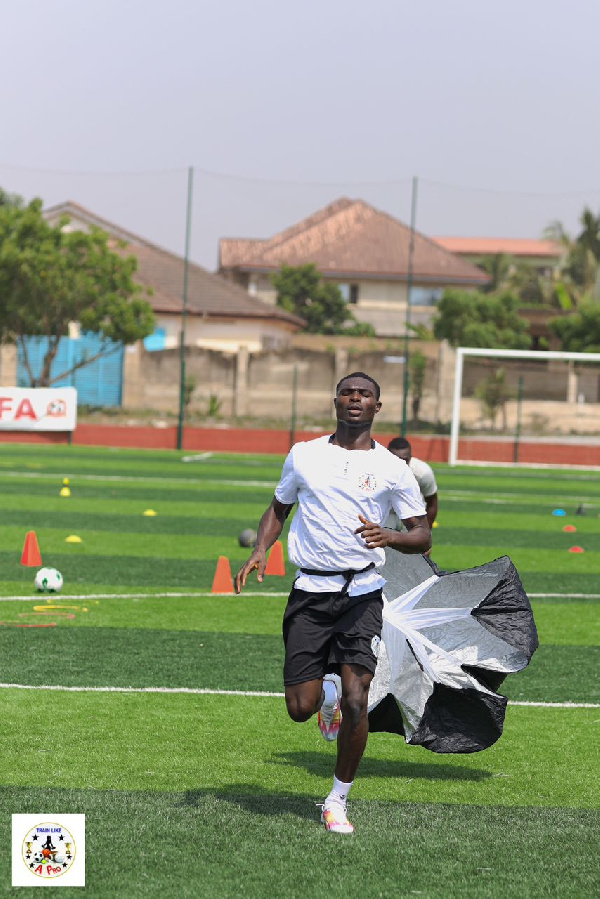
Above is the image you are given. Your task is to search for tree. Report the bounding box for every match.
[544,207,600,308]
[409,349,427,424]
[272,264,374,336]
[475,368,513,430]
[478,253,514,293]
[0,187,24,210]
[506,261,560,308]
[549,299,600,352]
[432,289,531,349]
[0,197,155,387]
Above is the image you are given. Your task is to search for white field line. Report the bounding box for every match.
[529,593,600,599]
[508,701,600,708]
[443,489,599,505]
[0,592,289,602]
[0,470,276,488]
[0,682,596,708]
[2,590,600,604]
[452,461,600,472]
[0,683,285,697]
[0,591,598,603]
[3,468,598,505]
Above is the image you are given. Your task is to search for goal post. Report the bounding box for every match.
[449,347,600,466]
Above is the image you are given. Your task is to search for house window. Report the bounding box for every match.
[338,283,359,304]
[409,287,443,307]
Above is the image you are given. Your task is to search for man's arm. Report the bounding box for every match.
[424,492,438,528]
[355,513,431,555]
[234,496,294,593]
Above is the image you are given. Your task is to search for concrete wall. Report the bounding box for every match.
[2,338,599,435]
[117,338,448,423]
[0,346,17,386]
[129,339,600,435]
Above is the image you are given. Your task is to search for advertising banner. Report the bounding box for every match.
[0,388,77,431]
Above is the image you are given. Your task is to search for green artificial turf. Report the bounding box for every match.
[0,445,597,897]
[1,786,597,898]
[0,691,596,808]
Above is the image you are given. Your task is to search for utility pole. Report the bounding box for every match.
[401,176,418,437]
[177,166,194,451]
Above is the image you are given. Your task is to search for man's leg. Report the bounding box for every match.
[335,662,373,782]
[284,679,324,722]
[320,663,373,834]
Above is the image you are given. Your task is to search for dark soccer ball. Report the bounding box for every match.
[238,528,257,548]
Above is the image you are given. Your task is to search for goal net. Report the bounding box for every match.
[449,348,600,467]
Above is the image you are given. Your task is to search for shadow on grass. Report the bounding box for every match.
[179,785,321,821]
[268,750,492,782]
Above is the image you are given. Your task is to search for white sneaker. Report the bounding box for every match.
[317,673,342,741]
[321,802,354,834]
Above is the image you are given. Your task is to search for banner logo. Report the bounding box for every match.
[12,814,85,887]
[22,822,76,879]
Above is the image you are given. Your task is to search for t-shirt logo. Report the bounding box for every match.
[358,472,377,493]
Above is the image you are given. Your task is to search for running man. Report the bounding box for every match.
[387,437,438,529]
[235,372,430,834]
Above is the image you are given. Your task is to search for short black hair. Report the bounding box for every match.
[388,436,411,452]
[336,371,381,400]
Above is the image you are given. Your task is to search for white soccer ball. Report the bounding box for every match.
[34,567,63,593]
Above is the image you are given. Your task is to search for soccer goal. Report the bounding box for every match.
[449,347,600,466]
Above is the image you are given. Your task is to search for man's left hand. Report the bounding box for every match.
[355,514,391,548]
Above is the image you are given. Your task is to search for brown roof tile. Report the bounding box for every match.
[219,198,489,285]
[43,201,304,327]
[433,236,562,258]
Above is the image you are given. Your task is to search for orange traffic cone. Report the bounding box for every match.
[212,556,234,594]
[265,540,285,576]
[21,531,42,567]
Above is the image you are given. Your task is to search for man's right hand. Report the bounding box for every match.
[234,549,267,594]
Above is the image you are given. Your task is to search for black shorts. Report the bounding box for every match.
[282,587,383,686]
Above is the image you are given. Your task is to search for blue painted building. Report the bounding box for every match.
[17,334,124,407]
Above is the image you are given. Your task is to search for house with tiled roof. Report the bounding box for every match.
[219,198,490,336]
[43,202,305,353]
[432,236,565,349]
[433,236,562,277]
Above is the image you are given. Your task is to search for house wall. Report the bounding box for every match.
[353,280,407,306]
[237,273,446,337]
[152,312,295,353]
[251,275,410,309]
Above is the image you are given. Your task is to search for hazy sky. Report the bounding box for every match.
[2,0,599,268]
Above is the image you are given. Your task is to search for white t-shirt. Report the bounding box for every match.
[408,457,438,499]
[275,435,426,596]
[385,456,437,531]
